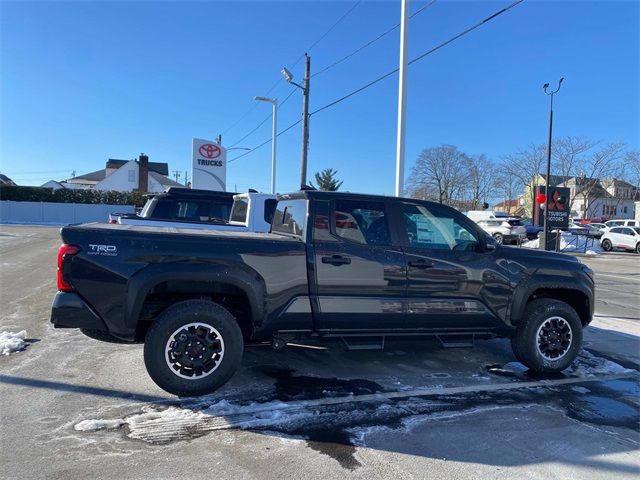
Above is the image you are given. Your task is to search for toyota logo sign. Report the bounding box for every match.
[198,143,221,159]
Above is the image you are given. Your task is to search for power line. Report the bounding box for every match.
[222,1,363,140]
[310,0,525,117]
[313,0,437,78]
[228,119,302,163]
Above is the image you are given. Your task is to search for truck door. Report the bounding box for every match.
[311,198,406,330]
[394,201,512,330]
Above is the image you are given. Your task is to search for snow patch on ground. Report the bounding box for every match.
[522,233,602,254]
[569,349,635,376]
[74,419,126,431]
[0,330,27,355]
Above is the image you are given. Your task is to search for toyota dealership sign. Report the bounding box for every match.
[192,138,227,191]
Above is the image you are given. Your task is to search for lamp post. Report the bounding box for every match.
[540,77,564,251]
[282,54,311,188]
[395,0,409,197]
[254,96,278,194]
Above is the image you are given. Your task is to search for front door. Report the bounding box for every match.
[312,198,406,330]
[394,201,512,330]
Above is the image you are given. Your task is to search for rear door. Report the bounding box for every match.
[394,201,512,330]
[312,198,406,330]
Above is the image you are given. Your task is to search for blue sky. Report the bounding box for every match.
[1,0,638,195]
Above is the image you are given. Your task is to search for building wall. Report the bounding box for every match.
[96,160,139,192]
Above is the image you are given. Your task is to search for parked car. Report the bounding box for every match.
[475,218,527,244]
[601,226,640,253]
[521,218,544,240]
[603,219,639,232]
[568,223,603,238]
[51,190,594,396]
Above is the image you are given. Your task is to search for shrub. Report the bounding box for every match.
[0,186,147,207]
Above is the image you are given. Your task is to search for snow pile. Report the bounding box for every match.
[521,233,602,254]
[74,419,126,431]
[568,349,634,376]
[0,330,27,355]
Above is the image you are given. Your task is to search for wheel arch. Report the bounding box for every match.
[511,281,593,327]
[126,263,266,339]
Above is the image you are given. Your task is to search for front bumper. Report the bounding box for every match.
[50,292,108,331]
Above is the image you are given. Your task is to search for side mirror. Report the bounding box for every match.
[485,235,497,251]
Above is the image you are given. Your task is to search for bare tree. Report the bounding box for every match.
[463,154,496,210]
[494,169,520,214]
[406,145,468,206]
[552,136,598,182]
[501,143,546,216]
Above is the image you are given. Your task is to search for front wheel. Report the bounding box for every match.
[635,243,640,254]
[511,299,582,373]
[493,233,504,244]
[602,239,612,251]
[144,300,243,396]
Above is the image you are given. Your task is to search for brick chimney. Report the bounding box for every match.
[138,153,149,193]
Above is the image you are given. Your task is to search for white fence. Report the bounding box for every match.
[0,201,135,225]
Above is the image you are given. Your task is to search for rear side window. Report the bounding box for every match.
[230,198,248,222]
[333,200,390,246]
[264,199,277,224]
[272,199,307,236]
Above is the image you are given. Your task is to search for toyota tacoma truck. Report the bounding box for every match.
[51,191,594,396]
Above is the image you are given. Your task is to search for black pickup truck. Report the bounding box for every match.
[51,191,595,396]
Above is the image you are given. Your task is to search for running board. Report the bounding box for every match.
[435,334,475,348]
[340,336,386,351]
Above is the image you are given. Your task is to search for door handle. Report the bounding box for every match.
[408,259,434,269]
[321,255,351,266]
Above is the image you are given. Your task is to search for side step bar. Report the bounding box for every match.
[340,336,386,351]
[435,334,475,348]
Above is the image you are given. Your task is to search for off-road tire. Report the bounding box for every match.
[511,299,582,373]
[144,300,243,396]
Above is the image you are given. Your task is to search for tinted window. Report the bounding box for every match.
[264,199,277,224]
[333,200,390,246]
[401,202,478,251]
[230,198,248,222]
[621,228,634,236]
[634,228,640,235]
[272,199,307,236]
[609,227,623,233]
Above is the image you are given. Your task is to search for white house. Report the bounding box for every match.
[42,155,182,193]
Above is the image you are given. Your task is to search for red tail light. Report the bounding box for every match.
[57,244,80,292]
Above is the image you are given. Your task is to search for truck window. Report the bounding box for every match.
[230,198,248,222]
[272,199,307,236]
[333,200,390,246]
[264,199,277,224]
[401,202,478,251]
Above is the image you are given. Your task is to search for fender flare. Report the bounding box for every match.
[125,262,266,331]
[510,275,593,326]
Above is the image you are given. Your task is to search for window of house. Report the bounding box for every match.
[128,170,136,183]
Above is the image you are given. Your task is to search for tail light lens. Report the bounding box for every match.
[57,244,80,292]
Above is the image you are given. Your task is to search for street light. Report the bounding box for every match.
[540,77,564,251]
[254,96,278,194]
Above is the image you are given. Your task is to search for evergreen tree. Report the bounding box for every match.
[312,168,343,191]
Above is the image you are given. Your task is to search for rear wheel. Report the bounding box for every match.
[602,239,612,251]
[493,233,504,244]
[635,243,640,254]
[144,300,243,396]
[511,299,582,373]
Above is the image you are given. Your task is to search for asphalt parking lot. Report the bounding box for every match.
[1,225,638,480]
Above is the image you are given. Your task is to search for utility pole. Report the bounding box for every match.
[173,170,181,183]
[300,54,311,188]
[281,54,311,189]
[184,171,189,186]
[395,0,409,197]
[540,77,564,251]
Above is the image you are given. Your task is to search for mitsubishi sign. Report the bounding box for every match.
[533,185,570,228]
[192,138,227,191]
